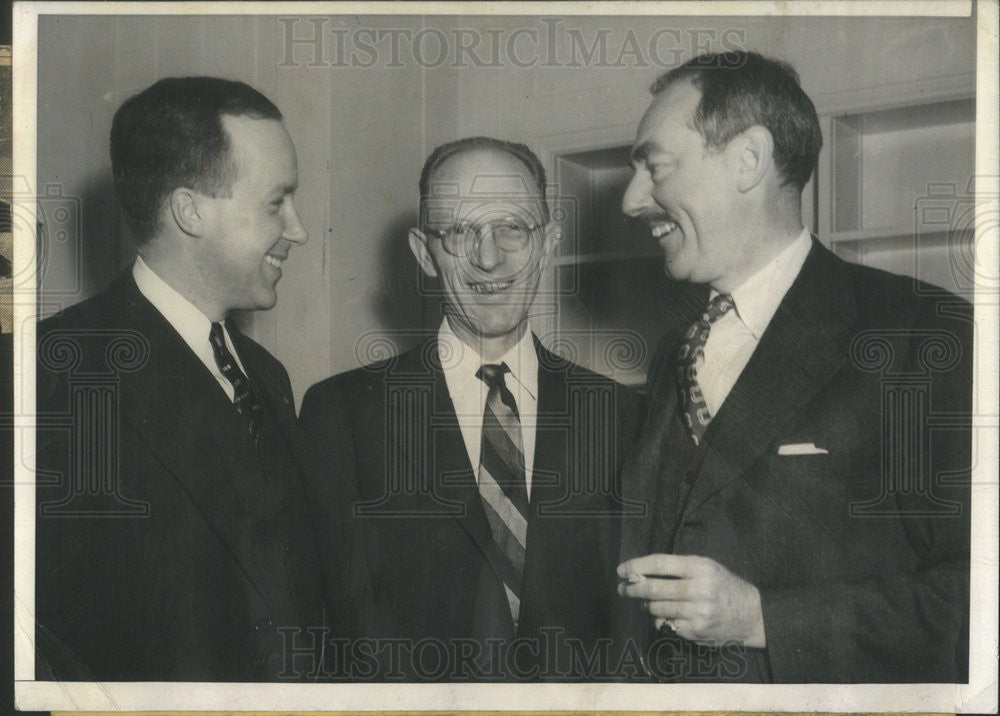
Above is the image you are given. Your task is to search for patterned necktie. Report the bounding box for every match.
[209,322,263,445]
[475,362,529,629]
[677,293,735,445]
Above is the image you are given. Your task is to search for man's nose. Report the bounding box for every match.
[621,171,655,218]
[282,200,309,245]
[469,226,503,271]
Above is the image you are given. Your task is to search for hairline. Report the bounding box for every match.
[647,53,820,191]
[419,137,551,225]
[426,147,544,197]
[422,148,549,230]
[212,112,288,198]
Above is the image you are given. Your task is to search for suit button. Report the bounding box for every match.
[684,470,698,485]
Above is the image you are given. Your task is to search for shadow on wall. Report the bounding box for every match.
[367,210,444,355]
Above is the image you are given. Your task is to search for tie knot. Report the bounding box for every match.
[705,293,735,324]
[476,362,510,388]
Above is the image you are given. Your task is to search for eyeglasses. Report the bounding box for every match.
[423,219,540,257]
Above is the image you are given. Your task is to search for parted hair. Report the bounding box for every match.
[110,76,282,244]
[651,51,822,191]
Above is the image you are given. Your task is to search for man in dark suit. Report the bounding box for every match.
[35,77,344,681]
[301,137,638,680]
[615,52,972,683]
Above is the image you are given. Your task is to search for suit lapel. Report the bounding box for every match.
[618,303,706,560]
[230,324,291,411]
[614,280,709,561]
[387,343,506,586]
[527,342,566,512]
[682,242,856,518]
[111,275,277,606]
[518,344,565,626]
[615,326,706,652]
[115,274,259,481]
[228,321,300,458]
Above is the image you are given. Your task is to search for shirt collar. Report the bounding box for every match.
[438,318,538,399]
[714,228,812,339]
[133,255,217,346]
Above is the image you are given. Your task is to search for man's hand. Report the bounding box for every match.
[617,554,766,648]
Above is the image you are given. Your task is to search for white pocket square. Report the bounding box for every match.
[777,442,829,456]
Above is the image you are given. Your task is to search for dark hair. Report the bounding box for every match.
[419,136,550,222]
[110,76,282,244]
[651,51,822,191]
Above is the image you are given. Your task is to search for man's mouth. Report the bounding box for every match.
[650,218,679,239]
[467,279,515,294]
[264,254,286,270]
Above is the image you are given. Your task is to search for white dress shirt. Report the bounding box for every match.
[132,256,247,402]
[699,228,813,417]
[438,318,539,498]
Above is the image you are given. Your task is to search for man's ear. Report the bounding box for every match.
[168,187,205,237]
[538,220,561,272]
[408,228,438,278]
[734,125,774,193]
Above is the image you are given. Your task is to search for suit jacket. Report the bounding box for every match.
[300,337,640,680]
[617,241,972,683]
[35,270,342,682]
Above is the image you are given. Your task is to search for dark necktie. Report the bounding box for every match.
[677,293,735,445]
[475,362,528,629]
[209,322,263,445]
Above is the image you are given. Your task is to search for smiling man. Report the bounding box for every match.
[614,52,972,683]
[301,137,639,680]
[35,77,343,681]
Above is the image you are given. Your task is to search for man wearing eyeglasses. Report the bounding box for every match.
[301,137,639,680]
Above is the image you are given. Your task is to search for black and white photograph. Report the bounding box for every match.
[8,1,998,712]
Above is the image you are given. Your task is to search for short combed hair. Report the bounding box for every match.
[110,76,282,244]
[651,51,822,191]
[419,136,550,223]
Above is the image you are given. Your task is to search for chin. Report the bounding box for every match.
[253,291,279,311]
[662,259,682,280]
[662,253,697,282]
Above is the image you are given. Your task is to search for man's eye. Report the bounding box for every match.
[649,160,674,179]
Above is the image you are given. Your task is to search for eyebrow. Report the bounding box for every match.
[267,181,298,199]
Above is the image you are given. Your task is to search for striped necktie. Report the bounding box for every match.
[475,362,528,629]
[677,293,735,445]
[209,322,263,445]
